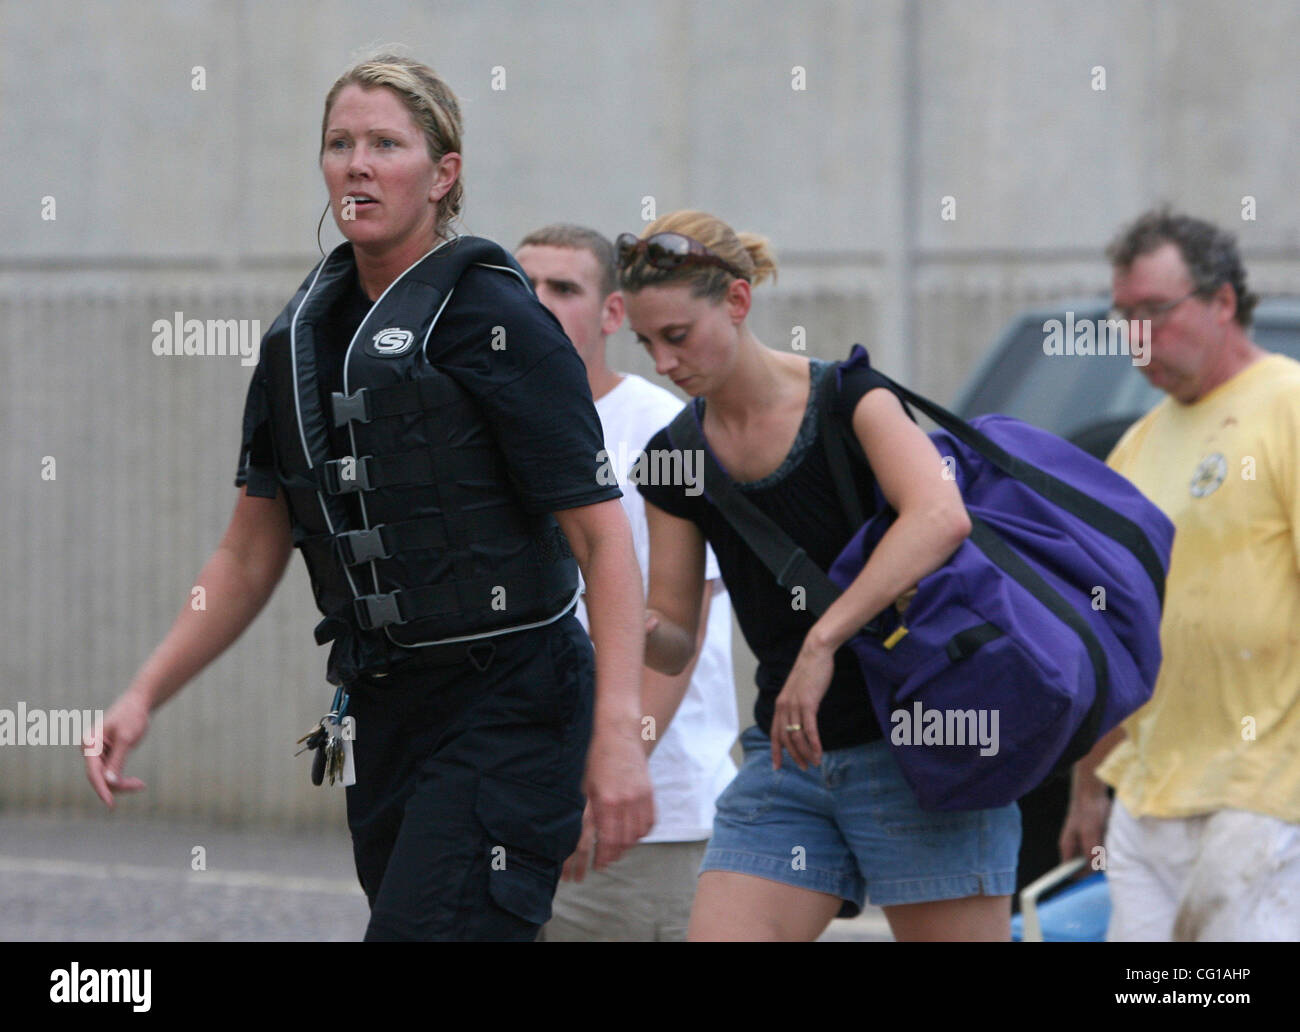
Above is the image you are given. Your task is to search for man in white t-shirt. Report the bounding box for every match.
[517,224,738,941]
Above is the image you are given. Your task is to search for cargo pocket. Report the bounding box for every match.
[475,773,584,926]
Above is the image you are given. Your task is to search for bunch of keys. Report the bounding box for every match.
[295,688,351,787]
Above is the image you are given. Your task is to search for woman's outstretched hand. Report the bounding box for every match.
[84,692,150,808]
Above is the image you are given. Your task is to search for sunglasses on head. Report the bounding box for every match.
[615,231,746,280]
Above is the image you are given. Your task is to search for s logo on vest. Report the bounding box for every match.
[370,327,416,357]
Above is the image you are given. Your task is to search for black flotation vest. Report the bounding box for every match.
[258,236,580,684]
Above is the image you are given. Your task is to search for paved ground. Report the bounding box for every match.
[0,812,891,941]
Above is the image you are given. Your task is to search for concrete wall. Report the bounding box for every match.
[3,0,1299,823]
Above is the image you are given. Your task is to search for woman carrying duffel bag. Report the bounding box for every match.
[630,210,1021,941]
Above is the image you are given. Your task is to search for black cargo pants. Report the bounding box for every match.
[343,613,594,941]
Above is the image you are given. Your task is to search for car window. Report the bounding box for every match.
[956,311,1160,438]
[958,307,1300,441]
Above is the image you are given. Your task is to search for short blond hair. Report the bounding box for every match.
[320,50,464,234]
[617,210,777,300]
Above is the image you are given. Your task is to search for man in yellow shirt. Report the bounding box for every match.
[1060,209,1300,941]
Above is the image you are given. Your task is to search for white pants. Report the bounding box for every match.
[1104,798,1300,941]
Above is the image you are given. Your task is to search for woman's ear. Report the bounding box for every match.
[725,277,753,325]
[429,151,462,203]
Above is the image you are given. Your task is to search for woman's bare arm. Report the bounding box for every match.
[773,387,971,768]
[643,501,708,675]
[641,578,716,753]
[553,499,655,868]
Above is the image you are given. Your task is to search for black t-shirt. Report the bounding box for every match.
[235,260,621,519]
[638,357,905,751]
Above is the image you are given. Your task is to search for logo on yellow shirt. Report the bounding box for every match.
[1189,453,1228,498]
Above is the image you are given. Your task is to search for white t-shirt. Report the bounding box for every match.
[575,373,738,842]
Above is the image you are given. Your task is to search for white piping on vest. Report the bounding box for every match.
[395,255,580,646]
[290,247,366,601]
[317,240,577,649]
[344,236,456,562]
[416,278,460,364]
[395,254,579,644]
[395,582,583,647]
[474,262,533,293]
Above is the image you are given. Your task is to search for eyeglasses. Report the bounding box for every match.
[1108,289,1204,326]
[615,231,746,280]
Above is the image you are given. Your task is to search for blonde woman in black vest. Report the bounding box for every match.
[85,51,652,941]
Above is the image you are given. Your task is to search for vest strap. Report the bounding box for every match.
[319,447,498,495]
[331,377,468,427]
[342,574,557,631]
[296,507,535,566]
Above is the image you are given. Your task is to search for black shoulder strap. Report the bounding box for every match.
[816,364,867,530]
[405,235,533,296]
[667,400,841,617]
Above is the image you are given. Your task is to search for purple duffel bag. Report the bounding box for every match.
[825,346,1174,810]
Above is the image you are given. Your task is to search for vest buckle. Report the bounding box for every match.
[331,389,371,427]
[336,526,391,566]
[353,592,405,630]
[322,456,373,494]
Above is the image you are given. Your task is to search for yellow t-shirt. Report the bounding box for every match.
[1098,353,1300,821]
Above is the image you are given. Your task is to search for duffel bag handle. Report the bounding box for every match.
[842,344,1165,606]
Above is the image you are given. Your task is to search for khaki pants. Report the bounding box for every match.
[537,840,707,942]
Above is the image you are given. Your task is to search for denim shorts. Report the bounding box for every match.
[702,726,1021,914]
